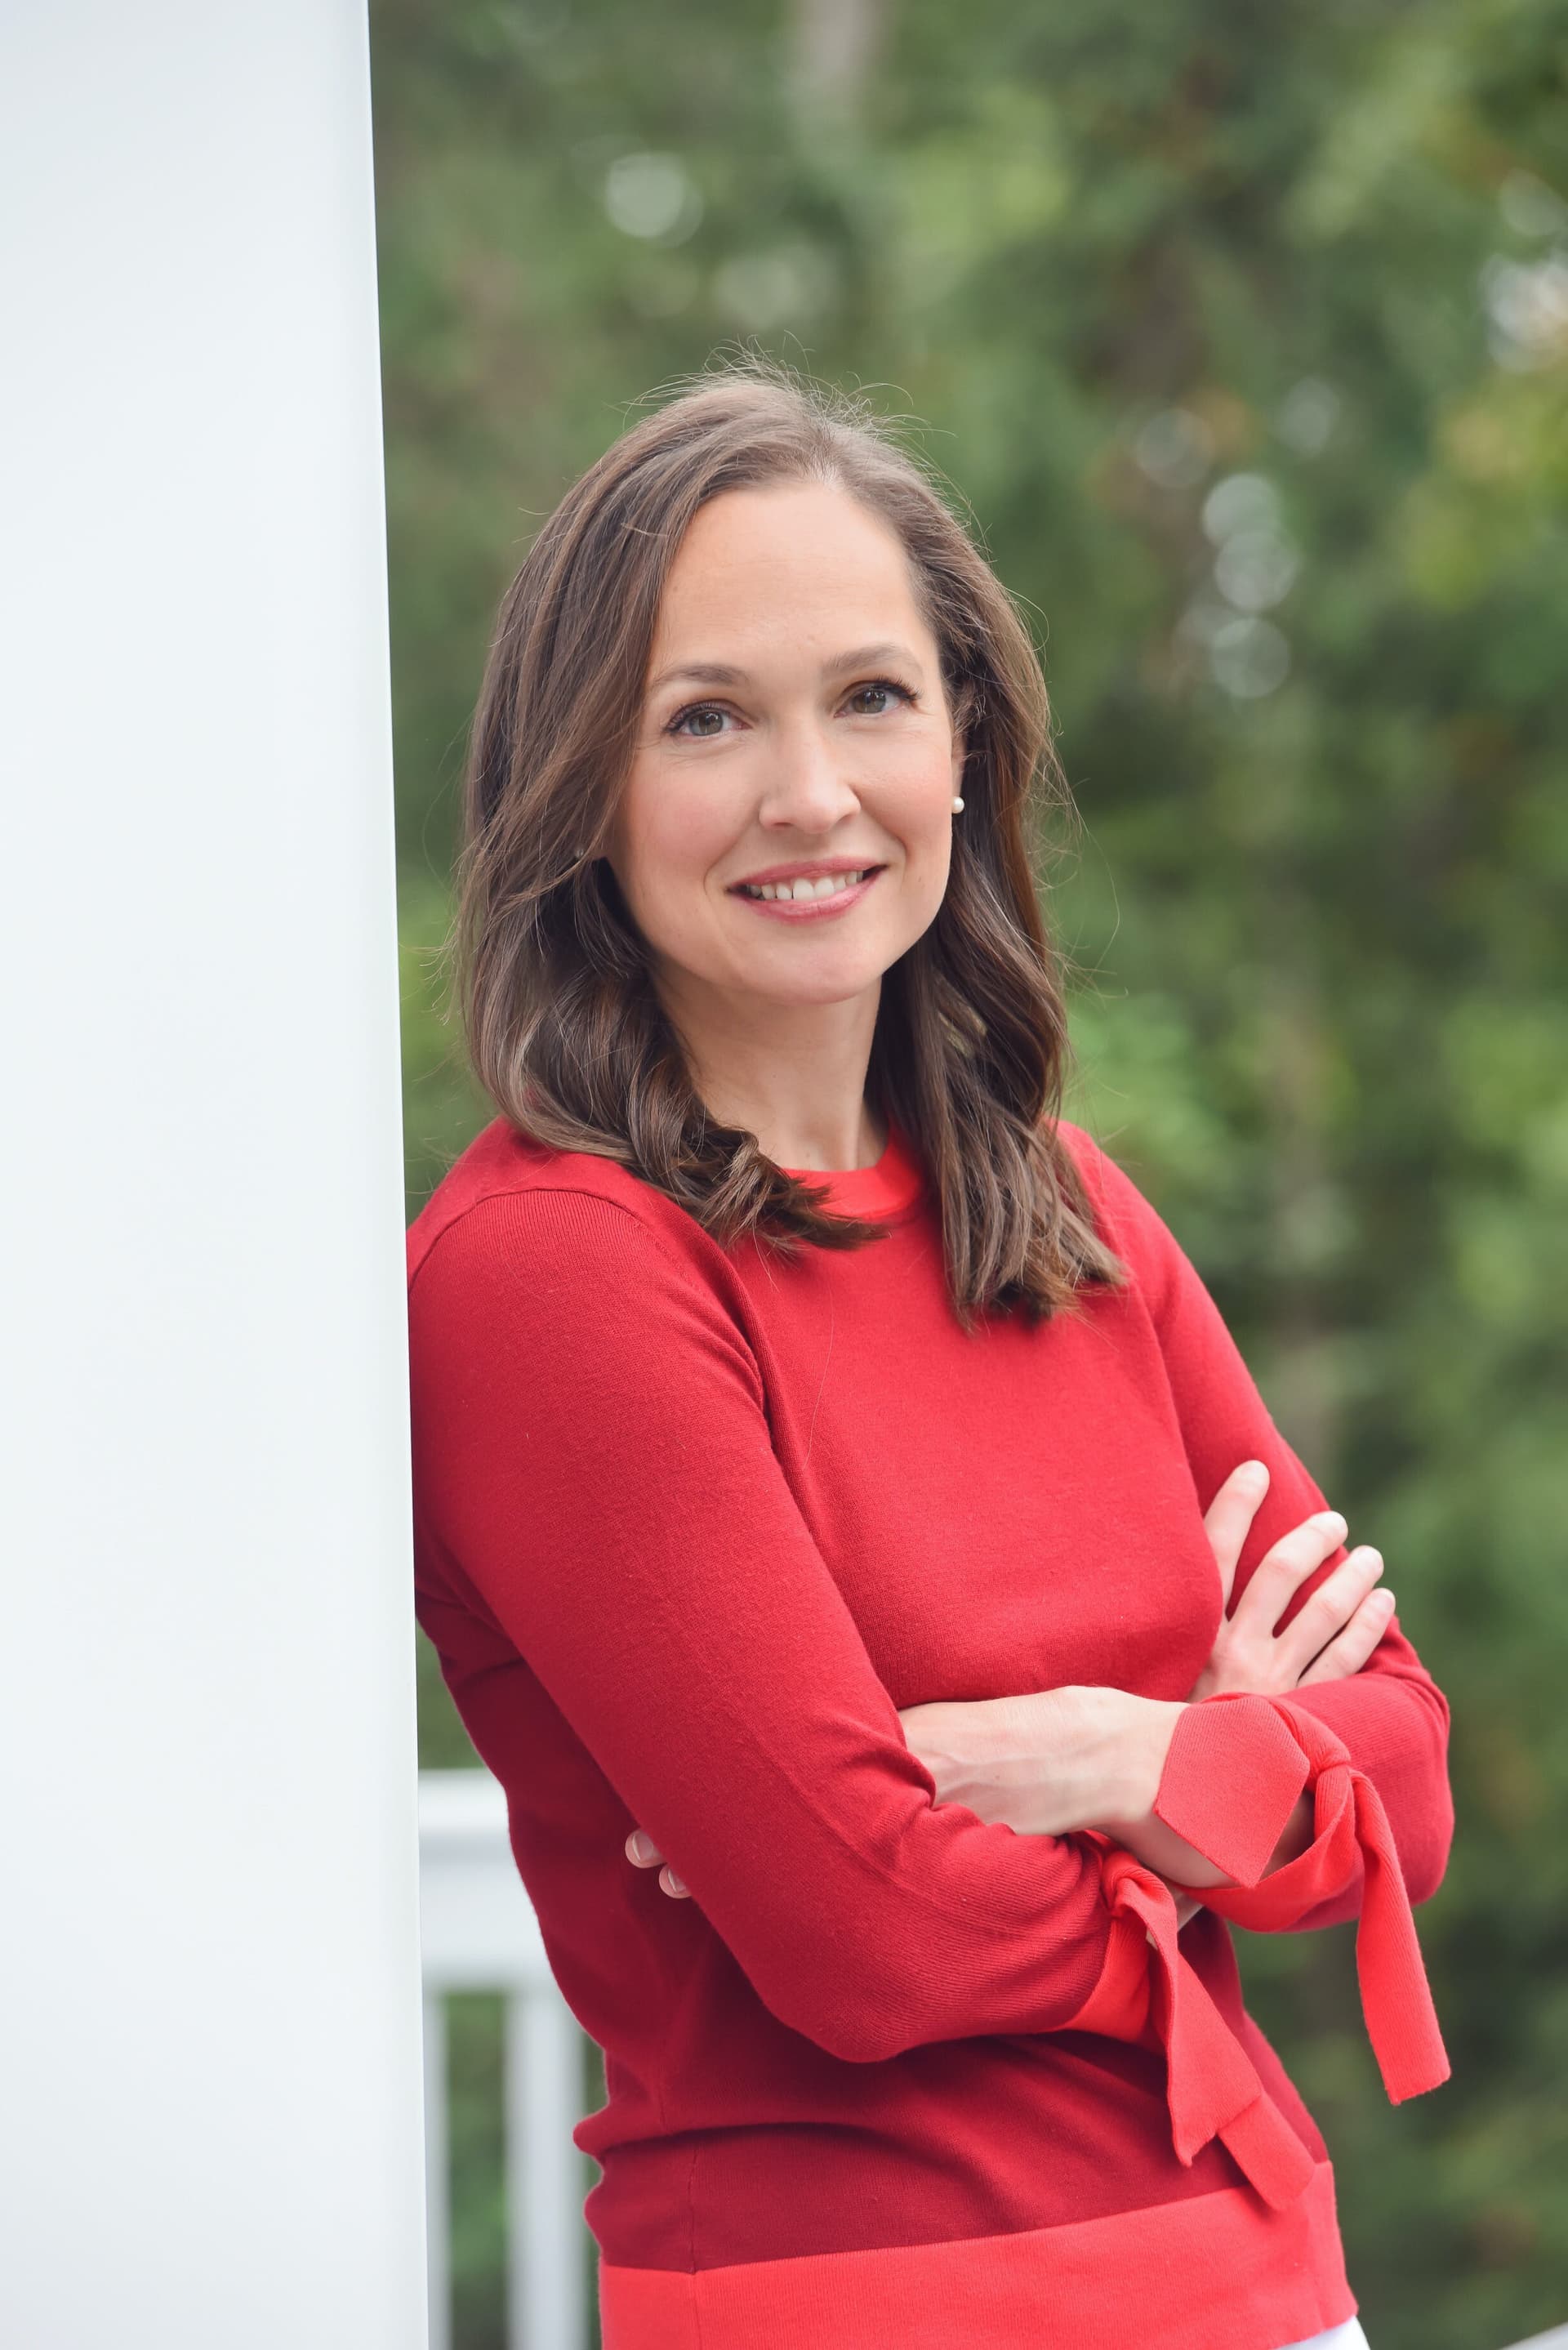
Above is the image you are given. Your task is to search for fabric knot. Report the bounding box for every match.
[1092,1840,1317,2211]
[1160,1693,1450,2108]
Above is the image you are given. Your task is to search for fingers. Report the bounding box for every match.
[1277,1545,1385,1678]
[1233,1508,1348,1637]
[1187,1499,1391,1701]
[625,1826,690,1897]
[1296,1587,1397,1685]
[1203,1460,1270,1614]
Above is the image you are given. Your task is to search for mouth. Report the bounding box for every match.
[728,865,886,924]
[728,863,886,913]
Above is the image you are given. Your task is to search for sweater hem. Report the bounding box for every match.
[597,2159,1354,2349]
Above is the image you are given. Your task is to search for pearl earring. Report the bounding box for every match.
[951,795,964,812]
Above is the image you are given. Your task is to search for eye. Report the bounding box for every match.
[667,703,731,738]
[844,679,915,716]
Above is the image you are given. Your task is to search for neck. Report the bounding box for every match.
[654,964,884,1171]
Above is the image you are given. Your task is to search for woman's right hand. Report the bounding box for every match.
[1189,1460,1396,1703]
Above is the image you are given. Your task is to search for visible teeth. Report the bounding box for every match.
[742,869,869,902]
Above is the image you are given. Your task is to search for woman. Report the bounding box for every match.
[406,360,1453,2350]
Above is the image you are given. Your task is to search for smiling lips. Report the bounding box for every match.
[730,867,884,921]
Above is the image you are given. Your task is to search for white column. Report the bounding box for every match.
[0,7,426,2348]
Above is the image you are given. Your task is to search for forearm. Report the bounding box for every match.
[902,1687,1313,1891]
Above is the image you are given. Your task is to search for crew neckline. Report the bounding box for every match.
[779,1117,926,1220]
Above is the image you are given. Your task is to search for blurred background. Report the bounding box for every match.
[372,3,1568,2345]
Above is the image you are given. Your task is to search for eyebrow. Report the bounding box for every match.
[646,640,924,695]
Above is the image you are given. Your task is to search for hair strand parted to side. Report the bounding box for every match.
[453,351,1125,1329]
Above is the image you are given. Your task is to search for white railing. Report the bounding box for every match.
[418,1768,1566,2350]
[419,1770,594,2350]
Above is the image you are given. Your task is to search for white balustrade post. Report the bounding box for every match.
[0,7,426,2347]
[424,1992,452,2350]
[508,1990,590,2350]
[418,1773,595,2350]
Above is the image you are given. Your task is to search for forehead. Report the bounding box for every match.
[651,482,929,656]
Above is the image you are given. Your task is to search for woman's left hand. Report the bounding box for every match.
[1191,1460,1392,1701]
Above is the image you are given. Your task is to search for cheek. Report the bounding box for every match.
[620,772,732,921]
[902,831,953,924]
[880,749,956,866]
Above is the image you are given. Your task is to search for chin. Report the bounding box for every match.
[752,963,893,1008]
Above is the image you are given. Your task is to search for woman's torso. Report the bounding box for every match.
[407,1115,1333,2279]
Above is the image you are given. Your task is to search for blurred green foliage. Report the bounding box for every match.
[372,2,1568,2343]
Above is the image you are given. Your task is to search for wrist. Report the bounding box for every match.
[1093,1697,1187,1838]
[902,1688,1165,1839]
[900,1697,1023,1813]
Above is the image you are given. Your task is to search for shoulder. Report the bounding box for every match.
[407,1117,702,1294]
[404,1120,763,1391]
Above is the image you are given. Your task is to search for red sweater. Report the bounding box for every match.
[406,1113,1452,2350]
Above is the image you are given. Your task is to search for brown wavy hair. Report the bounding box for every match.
[452,354,1125,1330]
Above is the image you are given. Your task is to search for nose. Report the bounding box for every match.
[755,714,861,832]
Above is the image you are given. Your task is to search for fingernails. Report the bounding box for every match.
[1236,1461,1269,1488]
[1315,1510,1348,1537]
[627,1830,657,1862]
[1376,1590,1396,1610]
[662,1869,688,1897]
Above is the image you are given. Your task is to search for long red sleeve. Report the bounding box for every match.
[409,1186,1123,2064]
[1067,1130,1455,1934]
[1062,1132,1453,2122]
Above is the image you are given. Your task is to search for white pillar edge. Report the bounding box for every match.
[0,6,427,2344]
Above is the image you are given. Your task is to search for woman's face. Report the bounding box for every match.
[605,480,965,1022]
